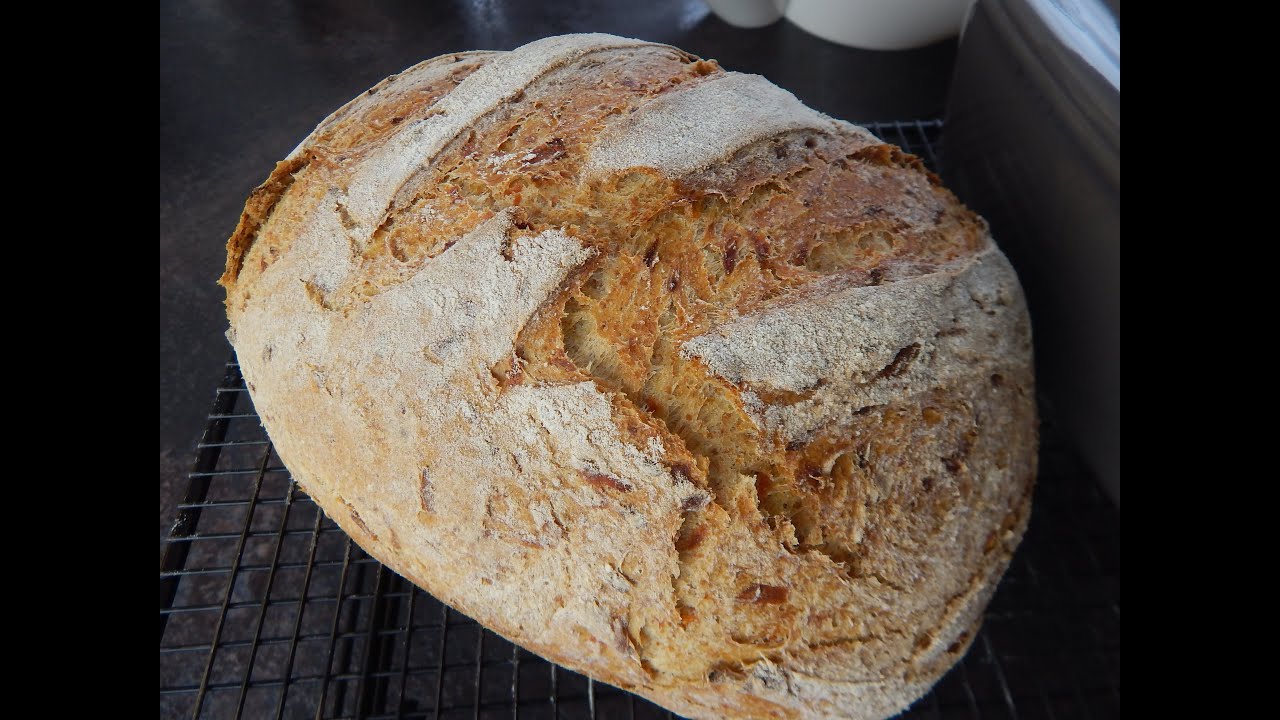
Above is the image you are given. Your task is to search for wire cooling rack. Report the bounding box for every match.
[160,121,1121,720]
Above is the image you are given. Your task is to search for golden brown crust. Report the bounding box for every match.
[222,34,1037,720]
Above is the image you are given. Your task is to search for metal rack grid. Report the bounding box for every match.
[160,121,1121,720]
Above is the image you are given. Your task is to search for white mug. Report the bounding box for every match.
[704,0,974,50]
[702,0,787,28]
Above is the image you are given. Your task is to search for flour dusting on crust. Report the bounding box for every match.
[586,72,871,178]
[342,34,653,232]
[682,247,1032,441]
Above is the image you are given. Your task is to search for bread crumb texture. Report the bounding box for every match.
[221,34,1037,720]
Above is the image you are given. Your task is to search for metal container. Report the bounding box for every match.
[943,0,1120,504]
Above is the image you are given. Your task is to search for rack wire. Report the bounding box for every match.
[160,121,1120,720]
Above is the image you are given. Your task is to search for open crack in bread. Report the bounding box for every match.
[220,33,1037,720]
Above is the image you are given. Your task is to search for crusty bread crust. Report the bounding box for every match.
[222,34,1037,720]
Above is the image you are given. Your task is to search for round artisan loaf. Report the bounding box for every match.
[221,34,1036,720]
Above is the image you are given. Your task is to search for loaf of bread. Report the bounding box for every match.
[220,34,1036,720]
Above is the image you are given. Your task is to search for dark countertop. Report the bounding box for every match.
[159,0,958,544]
